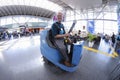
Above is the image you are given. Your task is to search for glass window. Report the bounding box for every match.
[1,18,6,26]
[88,12,94,19]
[0,15,47,26]
[95,20,104,33]
[95,20,118,35]
[96,12,104,19]
[19,16,25,23]
[104,12,117,20]
[6,16,13,25]
[104,21,118,35]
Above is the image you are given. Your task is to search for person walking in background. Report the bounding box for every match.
[111,32,115,47]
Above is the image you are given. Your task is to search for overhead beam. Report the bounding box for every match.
[95,2,108,19]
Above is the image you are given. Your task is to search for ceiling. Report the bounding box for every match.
[0,5,55,18]
[61,0,102,9]
[49,0,118,12]
[0,0,118,18]
[48,0,73,10]
[0,0,63,18]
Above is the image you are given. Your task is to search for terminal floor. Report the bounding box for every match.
[0,36,119,80]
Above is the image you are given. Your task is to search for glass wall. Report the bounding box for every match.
[0,15,48,26]
[65,10,118,35]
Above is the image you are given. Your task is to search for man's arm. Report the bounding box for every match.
[55,33,70,38]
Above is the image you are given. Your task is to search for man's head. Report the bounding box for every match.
[57,12,63,22]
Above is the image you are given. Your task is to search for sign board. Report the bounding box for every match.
[87,20,95,34]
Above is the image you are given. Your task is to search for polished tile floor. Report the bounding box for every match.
[0,36,119,80]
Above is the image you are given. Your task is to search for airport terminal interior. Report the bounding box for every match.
[0,0,120,80]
